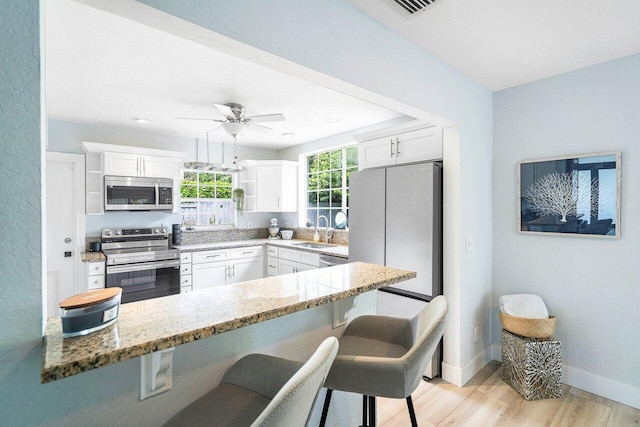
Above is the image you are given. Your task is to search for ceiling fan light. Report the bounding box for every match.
[222,121,245,136]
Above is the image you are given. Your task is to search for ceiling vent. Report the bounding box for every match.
[389,0,439,16]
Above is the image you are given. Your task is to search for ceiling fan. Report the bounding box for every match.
[176,102,286,136]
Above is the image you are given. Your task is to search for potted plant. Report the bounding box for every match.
[232,188,244,212]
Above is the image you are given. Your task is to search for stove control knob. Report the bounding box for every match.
[153,228,159,234]
[104,230,112,237]
[114,230,122,236]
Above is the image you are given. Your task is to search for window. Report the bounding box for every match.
[180,171,234,227]
[305,146,358,229]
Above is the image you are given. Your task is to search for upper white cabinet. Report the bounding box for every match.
[81,142,187,214]
[239,160,298,212]
[104,152,178,179]
[354,122,443,170]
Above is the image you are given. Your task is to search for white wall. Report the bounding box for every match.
[493,53,640,407]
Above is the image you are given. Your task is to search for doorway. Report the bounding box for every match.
[45,152,85,318]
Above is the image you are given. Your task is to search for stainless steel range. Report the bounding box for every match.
[102,227,180,303]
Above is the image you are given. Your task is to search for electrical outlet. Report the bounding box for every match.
[474,326,480,342]
[465,237,474,253]
[247,222,253,229]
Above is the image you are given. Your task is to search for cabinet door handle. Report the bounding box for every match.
[142,158,146,176]
[390,138,394,157]
[232,264,236,277]
[396,137,401,156]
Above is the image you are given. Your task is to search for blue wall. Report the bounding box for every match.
[493,54,640,403]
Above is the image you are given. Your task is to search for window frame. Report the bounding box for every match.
[179,169,237,230]
[298,144,358,230]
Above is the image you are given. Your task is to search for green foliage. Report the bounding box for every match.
[180,171,233,200]
[180,185,197,199]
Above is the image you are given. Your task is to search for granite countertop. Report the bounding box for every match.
[42,262,414,383]
[174,238,349,258]
[80,252,106,262]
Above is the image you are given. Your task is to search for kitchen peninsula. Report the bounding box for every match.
[42,262,415,383]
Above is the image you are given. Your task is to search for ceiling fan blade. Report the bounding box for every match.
[246,122,273,134]
[175,116,225,122]
[207,124,222,134]
[214,103,237,120]
[245,113,286,123]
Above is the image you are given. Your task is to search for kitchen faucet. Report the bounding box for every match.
[316,215,333,244]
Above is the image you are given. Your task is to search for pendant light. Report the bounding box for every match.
[184,132,225,171]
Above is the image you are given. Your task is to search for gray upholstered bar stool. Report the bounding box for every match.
[319,295,448,427]
[164,336,338,427]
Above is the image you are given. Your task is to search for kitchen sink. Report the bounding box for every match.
[293,242,337,249]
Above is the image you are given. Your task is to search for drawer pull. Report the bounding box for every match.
[206,254,221,258]
[242,251,254,254]
[268,264,276,268]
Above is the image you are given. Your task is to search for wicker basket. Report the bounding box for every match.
[499,311,556,338]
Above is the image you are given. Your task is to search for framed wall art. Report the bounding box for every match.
[518,152,620,238]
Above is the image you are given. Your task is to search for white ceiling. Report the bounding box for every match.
[44,0,404,150]
[346,0,640,91]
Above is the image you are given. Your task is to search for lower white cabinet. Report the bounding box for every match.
[192,262,228,291]
[85,260,105,291]
[278,259,318,275]
[180,252,193,293]
[272,247,320,275]
[191,246,264,291]
[229,257,264,284]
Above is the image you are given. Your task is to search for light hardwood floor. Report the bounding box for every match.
[376,361,640,426]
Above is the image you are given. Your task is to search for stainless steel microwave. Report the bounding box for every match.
[104,176,174,211]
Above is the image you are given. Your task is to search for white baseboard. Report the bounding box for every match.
[563,365,640,410]
[491,343,640,409]
[443,346,492,387]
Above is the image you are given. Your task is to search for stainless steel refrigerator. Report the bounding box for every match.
[349,161,443,378]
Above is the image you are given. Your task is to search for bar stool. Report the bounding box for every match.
[164,336,338,427]
[319,295,448,427]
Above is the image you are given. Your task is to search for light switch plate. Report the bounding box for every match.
[465,237,474,253]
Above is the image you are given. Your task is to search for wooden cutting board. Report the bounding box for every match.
[60,288,122,309]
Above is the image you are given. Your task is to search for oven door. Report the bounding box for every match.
[106,259,180,303]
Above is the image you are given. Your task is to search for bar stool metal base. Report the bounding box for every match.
[318,390,418,427]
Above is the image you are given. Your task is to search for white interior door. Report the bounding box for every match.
[46,153,85,318]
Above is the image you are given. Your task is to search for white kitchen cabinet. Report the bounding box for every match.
[355,123,443,170]
[239,160,298,212]
[274,247,320,275]
[192,261,228,291]
[278,258,317,275]
[85,259,105,291]
[81,142,187,214]
[179,252,192,293]
[191,246,264,290]
[229,257,263,284]
[104,152,177,179]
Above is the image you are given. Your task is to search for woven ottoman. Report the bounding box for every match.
[501,329,562,400]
